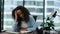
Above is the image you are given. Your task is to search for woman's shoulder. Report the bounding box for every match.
[29,15,33,18]
[29,15,35,21]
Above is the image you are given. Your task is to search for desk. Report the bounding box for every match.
[0,31,32,34]
[43,30,58,34]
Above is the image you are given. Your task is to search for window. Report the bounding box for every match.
[47,1,54,6]
[17,1,23,6]
[36,8,43,13]
[47,8,54,12]
[4,14,12,19]
[25,1,35,5]
[4,21,14,25]
[25,0,34,1]
[4,7,13,12]
[37,15,43,20]
[27,8,35,12]
[36,22,43,26]
[4,0,12,5]
[36,1,43,6]
[54,23,60,27]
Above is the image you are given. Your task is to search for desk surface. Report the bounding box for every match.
[43,30,58,34]
[0,30,31,34]
[0,32,19,34]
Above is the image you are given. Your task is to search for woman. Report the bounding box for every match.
[12,6,36,34]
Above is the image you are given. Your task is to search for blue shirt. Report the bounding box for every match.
[13,15,37,31]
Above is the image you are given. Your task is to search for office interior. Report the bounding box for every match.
[0,0,60,34]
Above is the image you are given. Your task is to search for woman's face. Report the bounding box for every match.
[16,10,24,18]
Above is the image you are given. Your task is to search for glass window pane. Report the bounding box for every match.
[4,14,12,18]
[4,0,11,5]
[25,1,35,5]
[37,15,43,20]
[25,0,34,1]
[4,7,13,12]
[36,22,43,26]
[47,1,54,6]
[36,8,43,13]
[54,23,60,27]
[47,8,54,12]
[36,1,43,6]
[16,1,23,6]
[4,21,14,26]
[27,8,35,12]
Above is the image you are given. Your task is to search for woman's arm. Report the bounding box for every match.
[13,11,18,31]
[14,11,17,22]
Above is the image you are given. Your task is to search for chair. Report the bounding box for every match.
[33,16,37,22]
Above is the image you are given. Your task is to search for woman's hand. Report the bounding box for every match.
[15,11,17,18]
[14,11,17,22]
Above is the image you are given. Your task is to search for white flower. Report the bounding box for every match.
[47,20,50,23]
[44,19,46,23]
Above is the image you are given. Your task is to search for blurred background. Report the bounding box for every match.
[1,0,60,31]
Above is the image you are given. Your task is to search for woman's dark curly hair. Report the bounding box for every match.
[12,6,30,22]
